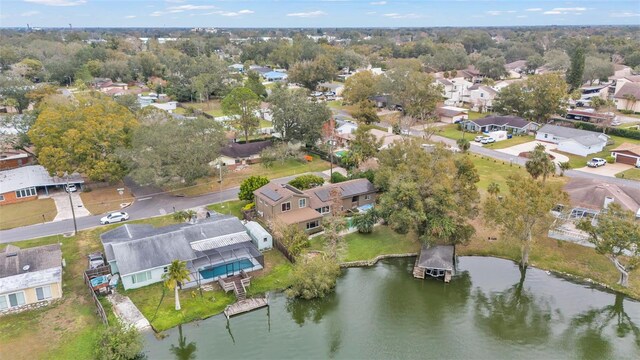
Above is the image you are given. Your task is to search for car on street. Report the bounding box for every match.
[474,135,484,142]
[88,252,105,269]
[586,158,607,168]
[66,184,77,192]
[100,211,130,224]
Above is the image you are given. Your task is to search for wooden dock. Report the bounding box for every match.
[224,297,269,319]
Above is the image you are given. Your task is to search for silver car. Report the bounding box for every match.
[100,211,130,224]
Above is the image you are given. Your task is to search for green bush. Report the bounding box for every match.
[285,257,341,300]
[288,174,325,190]
[242,202,255,211]
[330,172,348,183]
[239,175,269,201]
[606,156,615,164]
[571,120,640,140]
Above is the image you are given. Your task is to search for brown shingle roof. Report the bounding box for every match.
[614,82,640,100]
[276,207,322,225]
[221,140,273,159]
[612,142,640,156]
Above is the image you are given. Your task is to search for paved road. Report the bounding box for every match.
[0,172,326,244]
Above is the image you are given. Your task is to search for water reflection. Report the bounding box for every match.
[473,268,554,344]
[565,293,640,359]
[286,291,339,326]
[170,325,197,360]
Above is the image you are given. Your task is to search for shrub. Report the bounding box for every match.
[238,175,269,201]
[349,169,375,183]
[606,156,615,164]
[456,138,470,153]
[351,209,379,233]
[242,202,255,211]
[277,224,310,257]
[285,257,341,300]
[330,172,348,183]
[288,174,325,190]
[95,321,144,360]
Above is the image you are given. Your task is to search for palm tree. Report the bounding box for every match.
[487,182,500,198]
[163,260,191,311]
[525,144,555,182]
[173,210,196,223]
[351,208,379,234]
[558,162,571,176]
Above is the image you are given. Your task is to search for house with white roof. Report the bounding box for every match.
[0,244,63,315]
[0,165,83,205]
[100,214,269,290]
[536,124,610,157]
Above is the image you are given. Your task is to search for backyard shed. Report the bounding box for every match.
[413,245,455,282]
[244,221,273,251]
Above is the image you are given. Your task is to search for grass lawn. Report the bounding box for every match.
[459,216,640,299]
[482,135,535,149]
[468,111,485,120]
[435,123,534,150]
[80,183,133,215]
[309,226,421,263]
[246,250,294,296]
[0,215,181,360]
[180,100,224,117]
[259,119,273,128]
[173,155,331,197]
[615,167,640,180]
[0,198,57,230]
[206,200,249,219]
[465,153,530,191]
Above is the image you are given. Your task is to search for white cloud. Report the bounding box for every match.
[486,10,516,16]
[21,10,40,16]
[150,11,164,17]
[202,9,255,17]
[167,4,217,11]
[366,11,377,15]
[526,8,542,12]
[610,12,640,18]
[124,15,136,19]
[286,11,327,18]
[544,7,587,15]
[516,15,527,18]
[370,1,387,5]
[24,0,86,6]
[383,12,422,19]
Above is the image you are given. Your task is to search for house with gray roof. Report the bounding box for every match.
[1,244,63,314]
[462,115,538,134]
[100,214,268,290]
[253,178,376,233]
[0,165,84,206]
[413,245,455,283]
[536,124,610,157]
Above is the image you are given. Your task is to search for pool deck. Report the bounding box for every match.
[224,296,269,319]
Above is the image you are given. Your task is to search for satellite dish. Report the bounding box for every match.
[23,265,30,271]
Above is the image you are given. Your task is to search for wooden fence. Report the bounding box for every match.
[273,238,297,264]
[83,266,111,326]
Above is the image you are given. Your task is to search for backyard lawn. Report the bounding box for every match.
[172,155,331,197]
[616,167,640,180]
[465,153,530,191]
[0,198,57,230]
[207,200,249,219]
[80,183,133,215]
[556,134,640,170]
[309,226,421,262]
[180,100,224,117]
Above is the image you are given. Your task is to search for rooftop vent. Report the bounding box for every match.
[22,265,30,271]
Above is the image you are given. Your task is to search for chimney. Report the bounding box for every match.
[603,196,614,209]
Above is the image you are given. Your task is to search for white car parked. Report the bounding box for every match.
[480,137,495,144]
[100,211,130,225]
[586,158,607,168]
[474,135,484,142]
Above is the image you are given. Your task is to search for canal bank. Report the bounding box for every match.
[144,257,640,359]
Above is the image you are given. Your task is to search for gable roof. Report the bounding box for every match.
[538,124,609,147]
[505,60,527,71]
[468,84,498,95]
[614,82,640,99]
[254,182,301,206]
[304,178,375,209]
[564,178,640,213]
[416,245,454,270]
[468,115,532,129]
[612,142,640,156]
[0,244,62,279]
[437,106,467,117]
[220,140,273,159]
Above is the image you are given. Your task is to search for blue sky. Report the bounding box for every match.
[1,0,639,28]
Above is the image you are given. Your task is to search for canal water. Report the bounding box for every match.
[144,257,640,359]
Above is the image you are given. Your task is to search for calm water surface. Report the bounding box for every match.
[144,257,640,359]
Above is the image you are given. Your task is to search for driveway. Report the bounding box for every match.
[497,141,569,164]
[51,191,91,221]
[574,163,633,177]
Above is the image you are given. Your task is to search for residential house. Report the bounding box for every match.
[0,165,84,205]
[336,122,358,135]
[318,82,345,97]
[564,178,640,219]
[0,244,63,314]
[249,65,272,76]
[609,64,633,81]
[437,76,473,106]
[467,84,498,112]
[535,124,610,157]
[150,101,178,113]
[254,179,377,233]
[368,128,404,150]
[228,64,245,73]
[462,115,537,134]
[437,106,468,124]
[0,147,34,170]
[611,143,640,167]
[263,71,288,82]
[100,214,268,290]
[565,109,614,124]
[218,140,273,170]
[579,83,613,104]
[504,60,527,78]
[613,81,640,113]
[456,65,484,83]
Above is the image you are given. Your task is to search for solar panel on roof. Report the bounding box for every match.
[261,188,282,202]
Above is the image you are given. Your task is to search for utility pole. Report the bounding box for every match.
[329,137,335,180]
[217,163,225,211]
[66,174,78,235]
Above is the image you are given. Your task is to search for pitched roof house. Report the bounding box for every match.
[1,244,63,314]
[0,165,84,205]
[535,124,610,157]
[437,106,468,124]
[611,142,640,167]
[218,140,273,169]
[100,215,269,290]
[613,82,640,113]
[462,115,537,134]
[467,84,498,112]
[254,179,377,233]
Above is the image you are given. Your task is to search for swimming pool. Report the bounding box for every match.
[199,259,254,279]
